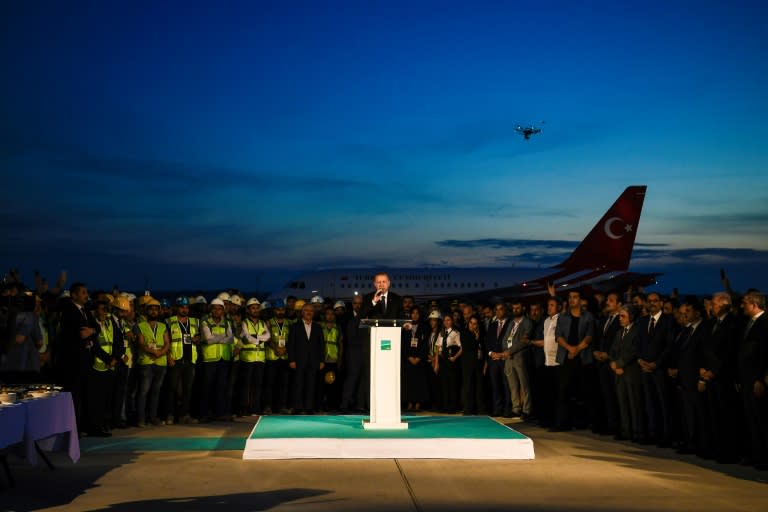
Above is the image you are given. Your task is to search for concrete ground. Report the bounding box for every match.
[2,416,766,512]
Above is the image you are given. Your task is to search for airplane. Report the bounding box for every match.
[268,186,658,303]
[515,122,544,140]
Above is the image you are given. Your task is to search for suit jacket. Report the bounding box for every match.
[505,316,533,358]
[58,300,98,368]
[485,317,513,356]
[597,314,622,353]
[670,322,706,389]
[609,324,639,370]
[359,291,405,320]
[700,312,739,382]
[737,313,768,386]
[637,313,677,367]
[286,320,325,369]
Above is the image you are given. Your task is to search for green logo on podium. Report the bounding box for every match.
[380,339,391,351]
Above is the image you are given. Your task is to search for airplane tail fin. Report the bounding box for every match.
[556,186,647,272]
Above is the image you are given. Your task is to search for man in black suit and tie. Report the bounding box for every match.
[637,292,678,446]
[287,303,325,414]
[359,272,405,321]
[486,303,513,417]
[737,292,768,468]
[698,291,740,462]
[57,282,98,432]
[668,298,707,454]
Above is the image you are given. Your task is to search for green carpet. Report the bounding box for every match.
[250,415,526,440]
[82,436,246,452]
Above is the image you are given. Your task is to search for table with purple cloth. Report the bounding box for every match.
[0,391,80,465]
[0,404,26,450]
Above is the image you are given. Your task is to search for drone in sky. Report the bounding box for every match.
[515,121,545,140]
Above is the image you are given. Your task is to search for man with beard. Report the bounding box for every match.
[237,298,270,416]
[637,292,678,446]
[136,298,170,427]
[263,299,293,415]
[165,296,200,425]
[57,282,98,433]
[86,299,124,436]
[592,292,623,435]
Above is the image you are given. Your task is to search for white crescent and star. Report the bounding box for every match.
[604,217,633,240]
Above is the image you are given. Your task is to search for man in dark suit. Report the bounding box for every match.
[637,292,678,446]
[737,292,768,468]
[486,302,513,417]
[592,291,624,435]
[57,282,98,432]
[359,272,405,320]
[667,298,707,454]
[287,303,325,414]
[698,291,740,462]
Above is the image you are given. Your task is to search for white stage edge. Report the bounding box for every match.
[243,417,535,460]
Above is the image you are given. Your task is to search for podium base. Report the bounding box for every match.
[362,419,409,430]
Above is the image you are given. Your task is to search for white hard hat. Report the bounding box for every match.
[230,295,243,306]
[60,290,71,298]
[310,295,324,304]
[260,301,271,309]
[428,310,442,319]
[210,298,225,307]
[246,298,261,307]
[195,295,207,304]
[333,301,346,310]
[217,292,231,302]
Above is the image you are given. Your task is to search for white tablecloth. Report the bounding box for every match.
[0,392,80,465]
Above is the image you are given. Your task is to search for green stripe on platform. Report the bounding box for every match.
[82,437,246,452]
[250,415,526,440]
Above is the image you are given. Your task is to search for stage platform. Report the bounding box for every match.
[242,415,535,460]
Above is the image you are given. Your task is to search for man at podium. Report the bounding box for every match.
[359,272,405,320]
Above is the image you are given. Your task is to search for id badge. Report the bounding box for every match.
[278,336,286,348]
[410,338,418,348]
[182,334,192,345]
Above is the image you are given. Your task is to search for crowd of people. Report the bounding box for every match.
[1,270,766,470]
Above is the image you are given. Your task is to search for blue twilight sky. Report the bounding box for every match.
[1,0,767,295]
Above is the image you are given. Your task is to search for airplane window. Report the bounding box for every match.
[474,282,478,287]
[414,283,419,288]
[405,283,409,288]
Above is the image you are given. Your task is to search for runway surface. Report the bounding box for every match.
[2,415,766,512]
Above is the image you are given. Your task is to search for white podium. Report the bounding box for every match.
[361,319,408,430]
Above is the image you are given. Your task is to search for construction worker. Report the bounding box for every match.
[320,306,343,411]
[200,298,234,422]
[263,299,293,414]
[110,296,134,429]
[86,299,125,436]
[310,295,325,320]
[165,296,200,425]
[136,298,170,427]
[237,298,270,415]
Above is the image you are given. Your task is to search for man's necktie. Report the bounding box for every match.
[648,317,656,337]
[497,321,503,338]
[743,318,755,340]
[382,296,387,314]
